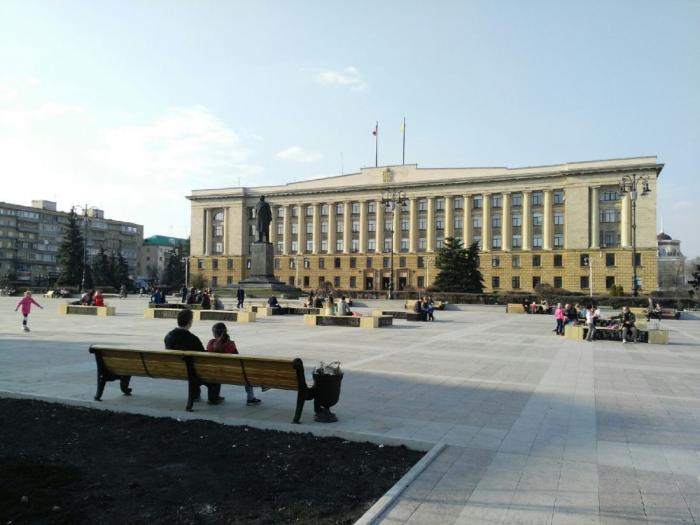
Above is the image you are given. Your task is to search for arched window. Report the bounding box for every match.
[213,211,224,221]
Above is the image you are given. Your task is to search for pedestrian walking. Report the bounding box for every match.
[15,291,43,332]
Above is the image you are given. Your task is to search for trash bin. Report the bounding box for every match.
[312,372,343,423]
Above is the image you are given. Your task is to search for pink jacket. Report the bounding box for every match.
[16,296,41,316]
[554,307,565,320]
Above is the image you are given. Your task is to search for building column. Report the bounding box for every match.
[223,207,229,254]
[392,205,400,253]
[328,203,336,254]
[343,201,351,254]
[502,193,511,251]
[590,187,600,248]
[543,189,553,250]
[283,205,292,255]
[312,204,321,254]
[375,198,384,253]
[621,193,631,248]
[426,197,435,252]
[481,193,491,252]
[297,205,306,254]
[267,207,275,251]
[359,201,368,253]
[204,209,212,255]
[522,191,532,251]
[444,196,454,239]
[409,197,418,253]
[463,195,472,247]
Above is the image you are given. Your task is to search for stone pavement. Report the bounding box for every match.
[2,296,700,524]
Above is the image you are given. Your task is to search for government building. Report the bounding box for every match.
[188,156,663,295]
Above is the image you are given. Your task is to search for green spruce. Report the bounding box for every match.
[433,237,484,293]
[56,208,85,287]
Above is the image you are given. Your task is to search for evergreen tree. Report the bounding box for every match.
[163,244,187,286]
[116,252,130,287]
[91,246,111,286]
[56,208,85,287]
[108,252,118,287]
[433,237,484,293]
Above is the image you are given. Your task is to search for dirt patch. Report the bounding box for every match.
[0,398,423,524]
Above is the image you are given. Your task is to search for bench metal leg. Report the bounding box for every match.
[95,373,106,401]
[119,376,132,396]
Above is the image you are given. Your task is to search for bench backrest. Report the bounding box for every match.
[89,346,304,391]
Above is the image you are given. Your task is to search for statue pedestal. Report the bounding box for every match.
[239,242,300,296]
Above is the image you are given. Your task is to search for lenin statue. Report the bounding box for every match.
[255,195,272,243]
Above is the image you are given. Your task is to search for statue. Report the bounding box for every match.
[255,195,272,243]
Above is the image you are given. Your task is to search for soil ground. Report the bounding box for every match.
[0,398,423,524]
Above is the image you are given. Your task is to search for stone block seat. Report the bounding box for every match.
[248,305,320,316]
[371,308,424,321]
[144,309,255,323]
[506,303,527,314]
[404,300,446,311]
[303,314,393,329]
[59,304,116,316]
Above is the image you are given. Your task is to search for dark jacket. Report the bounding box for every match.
[236,289,245,300]
[164,327,205,352]
[565,307,578,321]
[622,311,636,327]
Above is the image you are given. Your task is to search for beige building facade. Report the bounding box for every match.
[188,156,663,294]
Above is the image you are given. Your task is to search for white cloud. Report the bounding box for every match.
[307,66,368,91]
[276,146,322,163]
[0,83,263,239]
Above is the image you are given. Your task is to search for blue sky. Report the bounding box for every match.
[1,1,698,255]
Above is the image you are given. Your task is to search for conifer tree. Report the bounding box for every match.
[433,237,484,293]
[56,208,85,287]
[92,246,111,286]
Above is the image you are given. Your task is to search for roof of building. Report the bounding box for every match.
[143,235,188,247]
[657,232,673,241]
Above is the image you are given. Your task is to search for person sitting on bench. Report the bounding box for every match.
[414,298,426,321]
[620,306,637,344]
[267,295,282,308]
[337,296,352,316]
[164,309,224,405]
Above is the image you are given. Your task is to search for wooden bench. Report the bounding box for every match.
[59,304,116,316]
[303,314,393,328]
[89,345,316,423]
[372,309,424,321]
[144,308,255,322]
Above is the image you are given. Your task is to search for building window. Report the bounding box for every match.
[436,218,444,230]
[351,239,359,252]
[400,238,409,251]
[512,215,522,227]
[532,213,543,226]
[246,259,251,269]
[553,254,563,267]
[417,276,425,288]
[334,276,341,287]
[601,190,619,201]
[454,217,463,229]
[554,234,564,248]
[553,191,565,205]
[491,215,501,228]
[553,276,562,288]
[399,257,406,268]
[306,240,313,252]
[418,238,426,251]
[472,217,482,229]
[511,255,521,268]
[336,222,343,233]
[319,258,325,269]
[492,236,501,249]
[334,257,341,268]
[291,206,298,217]
[491,195,502,208]
[291,241,298,252]
[289,259,296,269]
[473,236,481,250]
[214,225,223,237]
[401,219,409,231]
[511,193,522,207]
[274,258,281,269]
[368,202,376,213]
[602,231,618,247]
[600,209,620,223]
[320,222,328,234]
[212,259,219,270]
[211,276,218,286]
[276,241,283,253]
[436,198,445,211]
[384,220,392,232]
[472,195,482,208]
[350,257,356,268]
[227,259,233,270]
[291,223,298,235]
[249,224,257,237]
[352,221,360,233]
[227,276,233,285]
[532,192,543,206]
[352,202,360,214]
[512,276,521,289]
[634,253,641,266]
[532,254,541,267]
[303,276,310,287]
[418,199,427,211]
[580,275,589,289]
[368,220,376,232]
[492,256,500,268]
[366,257,373,268]
[383,257,390,268]
[532,235,543,248]
[606,276,615,289]
[336,204,343,215]
[454,197,463,209]
[277,223,284,235]
[303,258,311,269]
[321,204,328,216]
[492,276,500,288]
[305,205,313,217]
[305,223,313,234]
[368,238,376,251]
[214,242,223,254]
[511,235,522,248]
[319,276,325,285]
[384,238,392,251]
[554,213,564,225]
[277,207,284,218]
[418,218,427,230]
[417,256,425,268]
[349,276,356,288]
[606,253,615,266]
[580,253,589,266]
[436,238,444,249]
[533,276,541,288]
[321,240,328,252]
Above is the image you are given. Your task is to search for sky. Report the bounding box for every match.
[1,1,698,255]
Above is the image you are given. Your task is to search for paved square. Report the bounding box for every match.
[2,296,700,524]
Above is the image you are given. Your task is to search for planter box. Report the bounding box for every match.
[59,304,115,316]
[303,314,392,328]
[506,303,527,314]
[647,329,669,345]
[564,324,585,340]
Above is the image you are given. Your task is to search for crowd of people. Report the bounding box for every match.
[412,296,436,321]
[552,302,638,343]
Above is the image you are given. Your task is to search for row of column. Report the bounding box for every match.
[590,187,632,249]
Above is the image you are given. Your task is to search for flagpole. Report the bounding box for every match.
[375,121,378,167]
[402,117,406,165]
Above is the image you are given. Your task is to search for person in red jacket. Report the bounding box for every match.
[206,322,261,406]
[92,290,105,307]
[15,291,43,332]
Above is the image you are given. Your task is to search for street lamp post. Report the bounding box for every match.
[182,256,189,288]
[618,174,651,297]
[73,204,90,292]
[381,188,407,299]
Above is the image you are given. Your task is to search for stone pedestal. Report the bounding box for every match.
[238,242,300,296]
